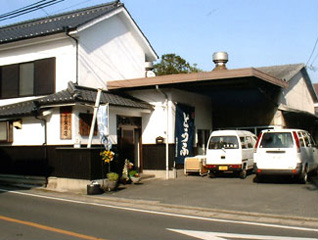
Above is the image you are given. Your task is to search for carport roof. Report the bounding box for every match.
[107,66,290,90]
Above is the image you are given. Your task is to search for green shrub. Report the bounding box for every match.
[107,172,119,181]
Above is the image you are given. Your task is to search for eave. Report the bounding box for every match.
[107,68,289,90]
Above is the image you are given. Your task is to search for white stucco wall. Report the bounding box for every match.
[280,72,315,114]
[78,14,148,89]
[0,35,76,107]
[12,117,45,146]
[127,89,213,144]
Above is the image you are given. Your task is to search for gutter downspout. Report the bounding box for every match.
[65,28,79,85]
[87,88,103,148]
[33,101,48,186]
[156,85,170,179]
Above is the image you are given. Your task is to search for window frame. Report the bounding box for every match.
[0,57,56,99]
[0,121,13,143]
[79,113,98,137]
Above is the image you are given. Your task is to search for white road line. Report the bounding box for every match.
[167,229,317,240]
[1,188,317,233]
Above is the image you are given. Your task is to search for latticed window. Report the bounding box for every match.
[79,113,97,136]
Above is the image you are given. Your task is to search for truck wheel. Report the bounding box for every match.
[239,169,247,179]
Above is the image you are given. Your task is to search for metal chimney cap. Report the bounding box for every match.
[145,62,154,70]
[213,52,228,62]
[212,52,228,71]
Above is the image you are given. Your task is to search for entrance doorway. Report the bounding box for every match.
[117,116,142,172]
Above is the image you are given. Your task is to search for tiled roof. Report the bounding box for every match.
[256,64,305,82]
[0,82,153,119]
[0,1,121,44]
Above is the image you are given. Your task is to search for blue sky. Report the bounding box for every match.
[1,0,317,82]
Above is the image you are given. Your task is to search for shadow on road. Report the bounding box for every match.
[253,175,318,191]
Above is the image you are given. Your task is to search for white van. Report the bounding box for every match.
[254,129,318,183]
[206,130,257,179]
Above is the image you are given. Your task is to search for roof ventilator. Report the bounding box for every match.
[212,51,228,71]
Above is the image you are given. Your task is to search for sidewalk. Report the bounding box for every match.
[85,173,318,228]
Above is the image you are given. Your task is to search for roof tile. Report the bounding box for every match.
[0,1,121,44]
[0,82,153,119]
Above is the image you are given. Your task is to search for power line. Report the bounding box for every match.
[306,36,318,66]
[0,0,65,22]
[0,0,47,18]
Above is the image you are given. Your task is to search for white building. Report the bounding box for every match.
[0,2,317,190]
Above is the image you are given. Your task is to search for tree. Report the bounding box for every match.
[153,53,201,76]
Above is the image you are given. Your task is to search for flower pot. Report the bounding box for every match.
[106,180,118,191]
[87,182,102,195]
[130,176,141,184]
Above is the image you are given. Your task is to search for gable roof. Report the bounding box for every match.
[256,64,305,82]
[0,82,153,119]
[0,1,121,44]
[257,63,317,102]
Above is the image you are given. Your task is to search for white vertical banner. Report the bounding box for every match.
[97,103,111,150]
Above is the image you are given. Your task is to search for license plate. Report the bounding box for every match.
[219,166,228,171]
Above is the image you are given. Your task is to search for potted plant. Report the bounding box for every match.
[100,150,115,170]
[129,170,141,184]
[106,172,119,191]
[121,159,134,184]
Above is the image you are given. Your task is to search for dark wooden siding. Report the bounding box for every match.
[142,144,175,170]
[0,146,104,180]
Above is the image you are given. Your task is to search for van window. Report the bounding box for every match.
[246,136,255,148]
[260,132,294,148]
[239,136,254,149]
[309,134,317,147]
[240,137,247,149]
[302,132,311,147]
[208,136,239,149]
[297,132,305,147]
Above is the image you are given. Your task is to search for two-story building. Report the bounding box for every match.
[0,1,317,190]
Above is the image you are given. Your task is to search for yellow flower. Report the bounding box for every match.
[100,150,114,163]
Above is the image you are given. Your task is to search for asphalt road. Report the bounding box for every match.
[0,187,317,240]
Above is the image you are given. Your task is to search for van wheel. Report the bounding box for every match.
[239,169,247,179]
[209,171,216,178]
[254,174,262,183]
[299,166,308,184]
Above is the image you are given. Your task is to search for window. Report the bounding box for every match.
[20,63,34,96]
[301,132,311,147]
[297,132,305,147]
[0,121,13,143]
[0,58,55,99]
[79,113,97,136]
[240,137,247,149]
[246,136,255,148]
[260,132,294,148]
[208,136,239,149]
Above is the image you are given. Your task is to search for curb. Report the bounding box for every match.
[88,194,318,229]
